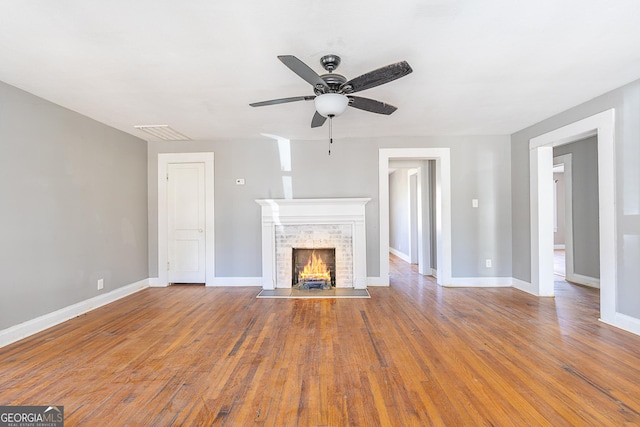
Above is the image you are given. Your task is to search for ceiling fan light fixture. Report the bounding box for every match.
[314,93,349,118]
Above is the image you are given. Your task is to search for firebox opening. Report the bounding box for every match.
[292,248,336,290]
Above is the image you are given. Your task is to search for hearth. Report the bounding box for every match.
[292,248,336,290]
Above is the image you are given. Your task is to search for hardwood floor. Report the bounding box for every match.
[2,256,640,425]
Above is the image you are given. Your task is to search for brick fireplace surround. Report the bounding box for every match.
[256,198,370,290]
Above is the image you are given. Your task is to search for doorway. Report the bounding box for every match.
[388,165,431,275]
[379,148,452,286]
[529,109,615,325]
[158,152,215,287]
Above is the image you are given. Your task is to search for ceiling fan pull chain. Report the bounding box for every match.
[328,116,333,155]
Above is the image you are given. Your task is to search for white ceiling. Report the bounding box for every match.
[1,0,640,142]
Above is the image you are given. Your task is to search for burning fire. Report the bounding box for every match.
[299,250,331,282]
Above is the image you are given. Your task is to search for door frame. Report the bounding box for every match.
[158,152,215,287]
[529,109,615,325]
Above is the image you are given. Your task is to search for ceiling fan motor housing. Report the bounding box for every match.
[316,73,347,94]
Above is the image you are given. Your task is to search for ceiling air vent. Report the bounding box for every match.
[134,125,191,141]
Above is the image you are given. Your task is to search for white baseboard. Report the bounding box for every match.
[511,278,540,295]
[600,312,640,336]
[389,248,410,263]
[149,277,262,287]
[367,276,389,287]
[566,273,600,289]
[148,277,163,287]
[554,244,566,249]
[431,268,438,278]
[0,278,150,348]
[207,277,262,287]
[443,277,514,287]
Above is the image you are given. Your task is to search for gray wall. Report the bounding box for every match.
[389,169,410,256]
[554,137,600,279]
[553,172,565,245]
[511,78,640,318]
[148,138,379,277]
[451,138,512,277]
[0,81,149,330]
[148,135,512,279]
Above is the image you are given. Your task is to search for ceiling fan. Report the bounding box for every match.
[250,54,413,128]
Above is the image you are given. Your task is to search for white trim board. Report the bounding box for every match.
[379,148,452,286]
[389,247,411,263]
[208,277,262,287]
[150,276,262,287]
[604,313,640,336]
[367,276,389,287]
[0,279,150,348]
[529,109,617,326]
[512,278,539,295]
[566,273,600,289]
[445,277,514,287]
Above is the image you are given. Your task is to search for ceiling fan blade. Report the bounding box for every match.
[311,111,327,128]
[341,61,412,93]
[250,95,315,107]
[348,96,398,115]
[278,55,329,91]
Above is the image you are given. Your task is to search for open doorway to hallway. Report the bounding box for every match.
[388,160,436,277]
[529,109,614,326]
[552,138,601,296]
[379,148,452,287]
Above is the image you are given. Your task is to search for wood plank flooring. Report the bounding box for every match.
[2,255,640,425]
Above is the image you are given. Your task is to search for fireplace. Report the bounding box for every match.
[256,198,370,289]
[292,248,336,289]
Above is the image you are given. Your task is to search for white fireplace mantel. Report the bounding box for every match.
[256,198,370,290]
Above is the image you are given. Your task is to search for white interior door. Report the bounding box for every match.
[168,162,206,283]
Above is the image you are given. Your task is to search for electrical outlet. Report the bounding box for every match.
[472,199,479,208]
[97,278,104,290]
[485,259,492,268]
[235,178,245,185]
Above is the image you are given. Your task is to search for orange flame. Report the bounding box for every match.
[299,250,331,282]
